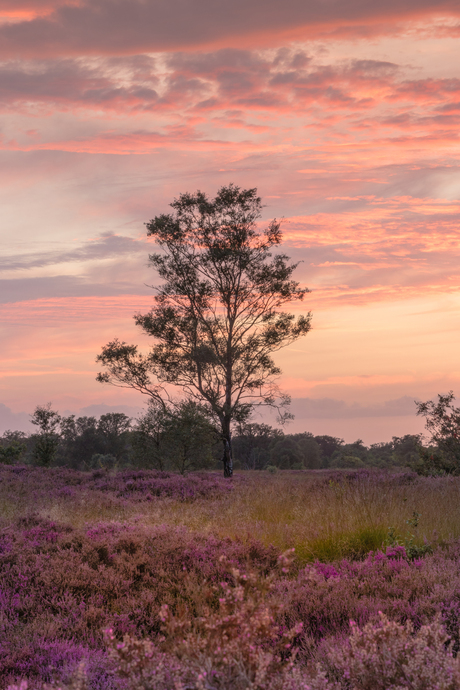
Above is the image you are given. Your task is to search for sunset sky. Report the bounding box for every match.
[1,0,460,443]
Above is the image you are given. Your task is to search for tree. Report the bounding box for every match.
[132,401,169,470]
[232,422,283,470]
[97,412,131,462]
[30,403,61,467]
[60,415,106,469]
[0,430,27,465]
[292,432,322,469]
[314,435,344,467]
[97,184,311,477]
[269,436,304,469]
[161,401,218,474]
[415,392,460,474]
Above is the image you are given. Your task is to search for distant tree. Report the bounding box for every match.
[132,400,218,473]
[97,184,311,477]
[162,401,218,474]
[392,434,422,467]
[368,441,394,467]
[132,401,169,470]
[292,433,322,469]
[331,439,369,468]
[270,436,304,469]
[314,435,344,467]
[97,413,131,462]
[30,403,61,467]
[232,422,283,470]
[60,415,106,469]
[0,430,27,465]
[415,392,460,474]
[330,454,365,469]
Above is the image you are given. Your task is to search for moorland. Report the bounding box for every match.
[2,465,460,689]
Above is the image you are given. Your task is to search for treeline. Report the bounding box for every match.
[0,401,424,473]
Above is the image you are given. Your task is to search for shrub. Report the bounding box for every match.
[325,612,460,689]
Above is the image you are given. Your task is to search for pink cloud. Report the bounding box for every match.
[0,0,459,58]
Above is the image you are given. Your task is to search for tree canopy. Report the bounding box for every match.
[97,184,312,476]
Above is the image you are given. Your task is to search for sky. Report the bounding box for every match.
[1,0,460,444]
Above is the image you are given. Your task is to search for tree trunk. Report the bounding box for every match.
[222,426,233,478]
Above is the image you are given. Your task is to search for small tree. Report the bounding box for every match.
[232,422,283,470]
[97,184,311,477]
[162,401,218,474]
[0,430,27,465]
[30,403,61,467]
[415,392,460,474]
[132,401,169,470]
[98,412,131,463]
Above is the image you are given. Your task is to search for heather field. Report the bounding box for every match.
[3,467,460,689]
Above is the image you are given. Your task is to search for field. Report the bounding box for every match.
[2,466,460,689]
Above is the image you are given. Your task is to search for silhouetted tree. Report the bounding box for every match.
[60,415,106,469]
[97,184,311,477]
[0,430,27,464]
[30,403,61,467]
[232,422,283,470]
[98,413,131,462]
[162,401,218,474]
[314,435,344,467]
[292,433,322,469]
[270,436,304,469]
[415,392,460,474]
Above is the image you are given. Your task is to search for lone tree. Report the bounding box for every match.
[97,184,311,476]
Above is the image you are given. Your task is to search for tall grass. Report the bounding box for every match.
[2,467,460,562]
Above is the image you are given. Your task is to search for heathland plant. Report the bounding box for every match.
[4,469,460,687]
[6,543,460,689]
[96,184,311,476]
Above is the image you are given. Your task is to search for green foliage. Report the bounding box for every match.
[160,400,219,474]
[30,403,61,467]
[232,422,283,470]
[0,430,27,465]
[415,391,460,475]
[97,413,131,462]
[131,400,168,470]
[270,436,304,469]
[0,441,26,464]
[89,453,118,470]
[132,400,218,473]
[386,511,433,560]
[330,454,365,469]
[301,525,389,563]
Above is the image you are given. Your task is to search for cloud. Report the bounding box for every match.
[0,0,459,58]
[0,231,146,271]
[0,403,32,434]
[0,56,159,113]
[78,402,143,418]
[290,395,419,419]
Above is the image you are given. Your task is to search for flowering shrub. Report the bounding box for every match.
[326,612,460,689]
[0,514,277,688]
[4,468,460,689]
[0,466,239,506]
[8,571,460,690]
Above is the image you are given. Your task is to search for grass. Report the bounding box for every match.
[2,467,460,562]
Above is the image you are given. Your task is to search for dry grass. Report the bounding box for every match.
[3,469,460,562]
